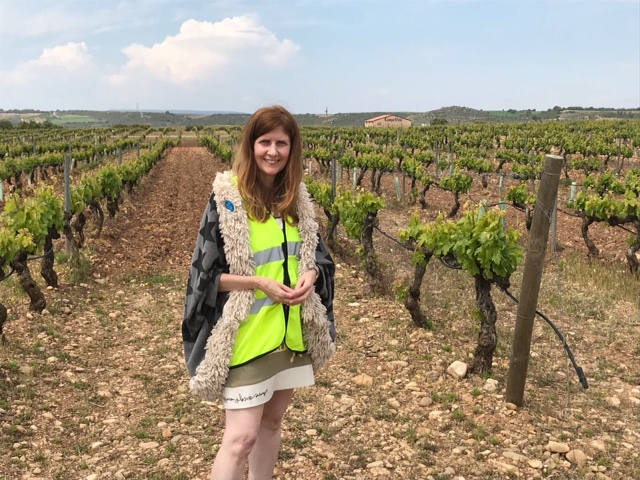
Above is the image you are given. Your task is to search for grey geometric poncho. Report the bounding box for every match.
[182,171,336,401]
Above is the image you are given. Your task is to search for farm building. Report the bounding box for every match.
[364,114,412,128]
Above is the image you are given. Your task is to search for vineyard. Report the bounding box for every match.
[0,120,639,479]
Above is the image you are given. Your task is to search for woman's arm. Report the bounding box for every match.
[219,273,297,305]
[218,273,260,292]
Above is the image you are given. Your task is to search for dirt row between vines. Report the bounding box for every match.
[1,146,639,480]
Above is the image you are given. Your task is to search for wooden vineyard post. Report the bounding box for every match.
[331,156,337,203]
[551,197,558,252]
[64,155,71,254]
[505,154,563,407]
[530,150,536,194]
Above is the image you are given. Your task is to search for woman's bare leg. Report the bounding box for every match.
[248,389,294,480]
[210,404,265,480]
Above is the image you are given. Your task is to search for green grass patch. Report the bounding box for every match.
[140,416,155,428]
[51,115,101,124]
[67,252,92,284]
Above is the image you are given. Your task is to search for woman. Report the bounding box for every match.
[182,105,336,479]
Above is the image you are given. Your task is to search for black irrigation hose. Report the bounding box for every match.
[0,246,53,283]
[24,246,54,263]
[438,256,461,270]
[465,193,516,211]
[374,224,588,389]
[556,207,637,235]
[373,225,413,251]
[612,223,637,235]
[497,285,588,390]
[0,268,15,283]
[556,208,582,219]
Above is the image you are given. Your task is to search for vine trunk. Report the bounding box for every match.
[361,213,386,295]
[10,250,46,312]
[470,275,498,374]
[404,248,433,328]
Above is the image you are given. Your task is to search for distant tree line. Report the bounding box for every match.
[0,120,60,130]
[549,106,640,111]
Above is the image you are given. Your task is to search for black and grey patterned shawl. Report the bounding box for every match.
[182,189,336,378]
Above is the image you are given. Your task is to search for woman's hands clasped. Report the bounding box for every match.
[257,270,317,306]
[288,270,317,306]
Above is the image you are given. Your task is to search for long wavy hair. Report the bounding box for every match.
[233,105,303,224]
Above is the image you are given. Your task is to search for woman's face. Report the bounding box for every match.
[253,126,291,186]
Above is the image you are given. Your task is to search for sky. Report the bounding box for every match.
[0,0,638,114]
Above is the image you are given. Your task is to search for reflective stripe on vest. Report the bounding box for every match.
[229,214,305,367]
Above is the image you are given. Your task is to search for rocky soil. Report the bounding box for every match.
[1,144,639,480]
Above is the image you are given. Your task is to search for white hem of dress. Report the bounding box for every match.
[222,364,314,409]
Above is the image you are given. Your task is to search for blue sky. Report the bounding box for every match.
[0,0,638,114]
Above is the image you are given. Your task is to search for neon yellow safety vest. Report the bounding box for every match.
[229,214,306,367]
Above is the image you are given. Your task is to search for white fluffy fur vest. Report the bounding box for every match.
[189,171,335,401]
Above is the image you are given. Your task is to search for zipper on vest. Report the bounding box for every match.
[281,221,291,330]
[280,219,306,357]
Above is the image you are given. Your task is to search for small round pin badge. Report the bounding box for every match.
[224,200,235,212]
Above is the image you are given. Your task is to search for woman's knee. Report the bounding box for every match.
[260,411,285,433]
[223,430,259,458]
[260,390,293,432]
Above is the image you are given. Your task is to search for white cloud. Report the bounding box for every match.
[0,42,92,86]
[38,42,92,68]
[108,15,300,84]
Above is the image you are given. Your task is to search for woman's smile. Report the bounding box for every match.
[254,126,291,185]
